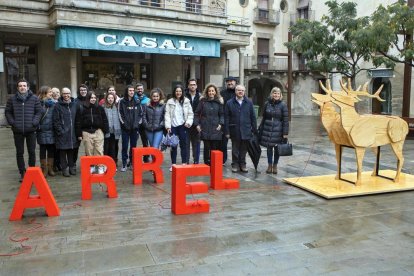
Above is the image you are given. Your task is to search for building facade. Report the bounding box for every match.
[0,0,250,111]
[226,0,414,118]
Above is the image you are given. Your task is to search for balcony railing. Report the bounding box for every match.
[253,8,280,25]
[244,56,309,71]
[106,0,226,16]
[290,10,315,25]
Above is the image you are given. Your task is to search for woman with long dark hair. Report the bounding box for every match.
[75,91,109,174]
[143,88,166,150]
[164,85,193,171]
[103,92,121,168]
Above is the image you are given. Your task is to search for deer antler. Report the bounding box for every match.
[340,79,385,102]
[319,80,332,95]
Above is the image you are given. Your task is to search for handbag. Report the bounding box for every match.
[278,138,293,156]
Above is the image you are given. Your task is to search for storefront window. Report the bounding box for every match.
[4,44,38,94]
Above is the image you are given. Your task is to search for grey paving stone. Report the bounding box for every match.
[0,116,413,274]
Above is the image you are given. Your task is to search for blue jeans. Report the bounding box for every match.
[146,130,163,149]
[267,146,280,165]
[170,125,188,164]
[121,129,139,167]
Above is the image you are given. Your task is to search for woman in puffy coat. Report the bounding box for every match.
[75,91,109,174]
[164,85,194,171]
[37,86,56,177]
[143,88,165,150]
[53,87,79,177]
[103,92,121,167]
[194,84,224,165]
[258,87,289,174]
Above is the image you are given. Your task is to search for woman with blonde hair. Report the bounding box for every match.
[51,87,60,102]
[193,84,224,165]
[37,85,56,177]
[258,87,289,174]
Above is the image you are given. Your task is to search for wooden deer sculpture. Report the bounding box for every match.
[312,80,409,186]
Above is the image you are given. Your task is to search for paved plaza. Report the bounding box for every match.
[0,116,413,275]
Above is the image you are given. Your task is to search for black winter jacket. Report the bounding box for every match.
[118,97,142,132]
[37,99,56,145]
[221,88,236,105]
[75,103,109,137]
[53,98,79,150]
[259,99,289,147]
[5,91,42,134]
[224,97,257,141]
[143,103,165,132]
[194,97,224,141]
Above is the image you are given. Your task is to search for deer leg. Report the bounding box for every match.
[390,142,404,183]
[354,147,365,186]
[335,144,341,180]
[371,147,379,176]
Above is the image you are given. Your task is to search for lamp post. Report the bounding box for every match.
[402,0,413,117]
[274,32,292,121]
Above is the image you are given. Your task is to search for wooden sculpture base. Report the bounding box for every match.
[283,170,414,199]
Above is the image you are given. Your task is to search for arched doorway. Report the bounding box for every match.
[248,77,280,115]
[372,78,392,114]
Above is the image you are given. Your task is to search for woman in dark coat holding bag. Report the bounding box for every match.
[259,87,289,174]
[194,84,224,165]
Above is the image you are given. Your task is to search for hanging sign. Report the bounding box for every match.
[56,26,220,57]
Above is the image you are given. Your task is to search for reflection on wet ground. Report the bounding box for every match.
[0,116,413,274]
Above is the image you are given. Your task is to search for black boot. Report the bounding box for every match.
[69,166,76,175]
[62,168,70,177]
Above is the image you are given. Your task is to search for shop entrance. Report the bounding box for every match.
[82,51,151,99]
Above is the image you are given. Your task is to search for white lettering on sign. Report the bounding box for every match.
[179,40,193,51]
[141,37,157,48]
[158,39,176,50]
[96,34,194,52]
[97,34,117,45]
[119,36,139,47]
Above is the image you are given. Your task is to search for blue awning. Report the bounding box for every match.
[56,26,220,57]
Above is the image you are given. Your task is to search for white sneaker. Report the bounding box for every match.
[169,166,173,172]
[120,166,127,172]
[97,166,105,174]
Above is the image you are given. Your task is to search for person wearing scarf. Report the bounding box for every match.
[103,92,122,168]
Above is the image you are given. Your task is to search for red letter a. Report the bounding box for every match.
[9,167,60,221]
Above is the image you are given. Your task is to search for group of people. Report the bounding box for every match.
[5,77,289,181]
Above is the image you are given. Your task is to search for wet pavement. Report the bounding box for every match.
[0,116,413,275]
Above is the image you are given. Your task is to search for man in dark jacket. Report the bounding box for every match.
[119,85,142,171]
[5,79,42,181]
[53,87,79,177]
[72,84,88,168]
[185,78,201,164]
[135,83,150,162]
[224,85,257,173]
[220,76,237,165]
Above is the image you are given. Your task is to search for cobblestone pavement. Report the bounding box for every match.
[0,116,413,275]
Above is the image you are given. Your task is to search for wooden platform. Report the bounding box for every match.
[283,170,414,199]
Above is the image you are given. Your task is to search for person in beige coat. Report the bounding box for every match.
[164,85,194,171]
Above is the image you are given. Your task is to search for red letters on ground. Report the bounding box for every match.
[132,147,164,185]
[171,164,210,215]
[9,149,243,220]
[210,150,239,190]
[80,156,117,200]
[9,167,60,221]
